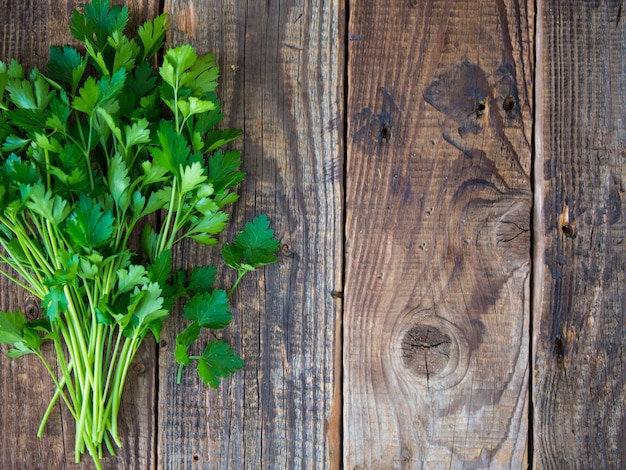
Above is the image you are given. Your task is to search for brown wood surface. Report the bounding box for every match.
[0,1,160,469]
[344,0,533,467]
[156,0,344,468]
[2,0,626,468]
[533,0,626,468]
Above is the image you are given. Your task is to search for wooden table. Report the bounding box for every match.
[1,0,624,468]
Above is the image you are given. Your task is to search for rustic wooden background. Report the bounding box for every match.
[0,0,624,468]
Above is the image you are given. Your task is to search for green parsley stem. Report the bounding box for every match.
[36,354,76,436]
[0,246,45,296]
[28,215,57,269]
[58,321,86,401]
[158,176,178,254]
[166,187,186,249]
[83,285,106,441]
[51,328,79,407]
[64,284,97,387]
[85,117,96,190]
[92,324,106,446]
[44,219,62,267]
[228,269,247,297]
[101,328,124,420]
[107,334,139,447]
[176,363,184,384]
[53,320,99,463]
[44,148,52,189]
[173,80,180,133]
[7,224,53,281]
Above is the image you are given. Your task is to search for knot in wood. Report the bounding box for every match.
[24,299,41,319]
[401,325,452,377]
[130,360,146,375]
[280,242,294,256]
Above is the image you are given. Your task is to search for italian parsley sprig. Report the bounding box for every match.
[0,1,279,468]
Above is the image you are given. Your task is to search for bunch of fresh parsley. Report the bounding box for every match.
[0,1,279,468]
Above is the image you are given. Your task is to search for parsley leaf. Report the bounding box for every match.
[223,214,280,271]
[72,77,100,116]
[138,13,170,61]
[0,310,26,344]
[174,321,201,366]
[107,153,131,209]
[126,282,167,332]
[208,149,246,192]
[65,195,115,253]
[71,0,128,49]
[183,289,231,329]
[6,77,37,109]
[196,340,244,388]
[187,265,217,294]
[150,120,191,176]
[0,311,49,357]
[179,161,207,194]
[117,264,149,294]
[47,46,86,93]
[42,286,69,322]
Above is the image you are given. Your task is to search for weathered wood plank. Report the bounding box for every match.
[157,1,344,468]
[534,0,626,467]
[0,2,159,469]
[344,0,534,467]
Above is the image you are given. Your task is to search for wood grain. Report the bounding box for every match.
[534,0,626,467]
[4,0,625,467]
[0,1,159,469]
[344,0,534,467]
[157,0,344,468]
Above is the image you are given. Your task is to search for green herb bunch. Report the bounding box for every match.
[0,1,278,468]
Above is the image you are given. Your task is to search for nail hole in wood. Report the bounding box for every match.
[503,96,515,112]
[476,102,486,117]
[561,223,576,239]
[380,125,390,141]
[555,335,565,356]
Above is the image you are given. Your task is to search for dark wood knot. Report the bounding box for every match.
[401,325,452,377]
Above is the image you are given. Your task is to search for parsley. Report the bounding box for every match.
[0,1,279,468]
